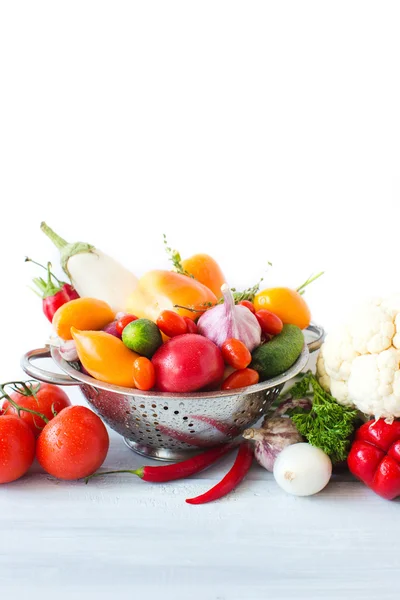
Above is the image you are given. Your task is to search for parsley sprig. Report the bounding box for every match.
[284,372,358,464]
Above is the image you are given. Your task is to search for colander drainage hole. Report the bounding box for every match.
[188,423,193,427]
[189,430,195,433]
[174,410,179,415]
[183,416,188,421]
[163,406,168,411]
[140,404,145,409]
[142,413,147,418]
[151,404,157,408]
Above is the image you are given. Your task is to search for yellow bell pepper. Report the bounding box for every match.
[71,328,138,387]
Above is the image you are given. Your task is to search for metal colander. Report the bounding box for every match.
[21,324,323,461]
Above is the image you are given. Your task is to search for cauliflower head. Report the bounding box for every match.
[317,296,400,420]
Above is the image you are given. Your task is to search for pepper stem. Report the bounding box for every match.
[296,272,324,295]
[85,468,143,484]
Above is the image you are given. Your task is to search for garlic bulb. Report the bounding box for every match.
[243,416,303,471]
[197,284,262,351]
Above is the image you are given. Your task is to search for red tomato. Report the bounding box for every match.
[237,300,256,314]
[255,310,283,336]
[0,416,36,483]
[152,334,224,392]
[3,383,71,438]
[36,406,109,480]
[156,310,188,337]
[184,316,198,334]
[221,338,252,370]
[133,357,156,391]
[222,368,260,391]
[116,314,138,335]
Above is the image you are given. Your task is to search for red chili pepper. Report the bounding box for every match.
[186,442,253,504]
[348,419,400,500]
[86,443,235,483]
[26,257,79,322]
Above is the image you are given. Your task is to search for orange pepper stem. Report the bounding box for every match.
[296,271,324,295]
[0,381,49,425]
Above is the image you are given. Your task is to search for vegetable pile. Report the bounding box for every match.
[32,222,319,394]
[7,222,400,506]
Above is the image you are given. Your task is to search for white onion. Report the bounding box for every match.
[273,443,332,496]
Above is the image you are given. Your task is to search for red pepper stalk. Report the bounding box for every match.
[186,442,253,505]
[86,443,235,483]
[26,258,79,323]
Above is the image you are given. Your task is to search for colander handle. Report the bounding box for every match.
[20,348,79,386]
[306,323,325,353]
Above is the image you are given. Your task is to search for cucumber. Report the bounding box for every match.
[251,324,304,380]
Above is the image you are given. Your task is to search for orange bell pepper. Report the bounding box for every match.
[53,297,115,340]
[181,254,226,299]
[125,270,217,321]
[71,328,138,387]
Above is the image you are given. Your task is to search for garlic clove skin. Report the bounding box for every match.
[197,283,262,351]
[243,417,303,471]
[59,339,79,362]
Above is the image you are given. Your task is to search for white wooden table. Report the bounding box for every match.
[1,410,399,600]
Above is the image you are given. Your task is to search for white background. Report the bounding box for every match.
[1,1,400,384]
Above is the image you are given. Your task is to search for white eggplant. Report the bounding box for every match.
[41,222,138,313]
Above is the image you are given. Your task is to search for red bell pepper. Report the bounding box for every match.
[26,257,79,323]
[348,419,400,500]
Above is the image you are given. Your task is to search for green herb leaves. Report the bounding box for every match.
[285,372,358,464]
[163,234,194,278]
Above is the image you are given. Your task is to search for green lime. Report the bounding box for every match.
[122,318,162,358]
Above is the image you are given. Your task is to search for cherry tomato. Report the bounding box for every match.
[254,288,311,330]
[184,317,198,334]
[237,300,256,314]
[255,310,283,336]
[36,406,109,480]
[221,368,260,391]
[221,338,252,370]
[133,357,156,391]
[156,310,188,337]
[0,416,36,483]
[3,382,71,437]
[116,314,138,336]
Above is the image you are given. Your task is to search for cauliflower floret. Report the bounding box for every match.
[317,297,400,419]
[316,325,359,407]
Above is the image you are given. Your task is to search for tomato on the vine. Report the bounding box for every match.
[133,357,156,391]
[221,339,251,370]
[221,368,260,391]
[36,406,109,480]
[2,382,71,437]
[156,310,188,337]
[0,416,36,484]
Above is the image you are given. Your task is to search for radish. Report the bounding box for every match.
[41,222,138,313]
